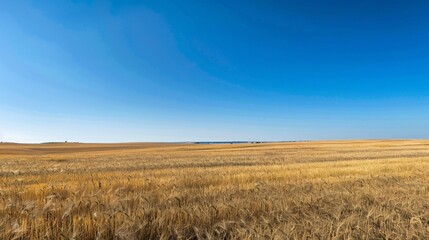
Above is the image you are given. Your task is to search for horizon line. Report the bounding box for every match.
[0,138,426,145]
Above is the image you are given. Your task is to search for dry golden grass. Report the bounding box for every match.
[1,140,429,239]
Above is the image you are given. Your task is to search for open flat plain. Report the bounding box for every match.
[1,140,429,239]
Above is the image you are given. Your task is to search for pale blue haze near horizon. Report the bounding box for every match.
[1,0,429,143]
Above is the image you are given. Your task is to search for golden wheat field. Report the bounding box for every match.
[1,140,429,239]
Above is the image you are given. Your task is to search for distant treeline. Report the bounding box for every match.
[194,141,259,144]
[193,141,303,144]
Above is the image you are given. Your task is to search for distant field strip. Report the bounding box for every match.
[1,140,428,239]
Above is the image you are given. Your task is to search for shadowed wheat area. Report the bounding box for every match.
[1,140,429,239]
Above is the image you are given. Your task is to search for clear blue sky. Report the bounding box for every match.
[1,0,429,143]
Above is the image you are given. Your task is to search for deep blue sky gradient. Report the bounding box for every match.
[1,0,429,142]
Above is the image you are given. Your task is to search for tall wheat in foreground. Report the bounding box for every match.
[1,140,429,239]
